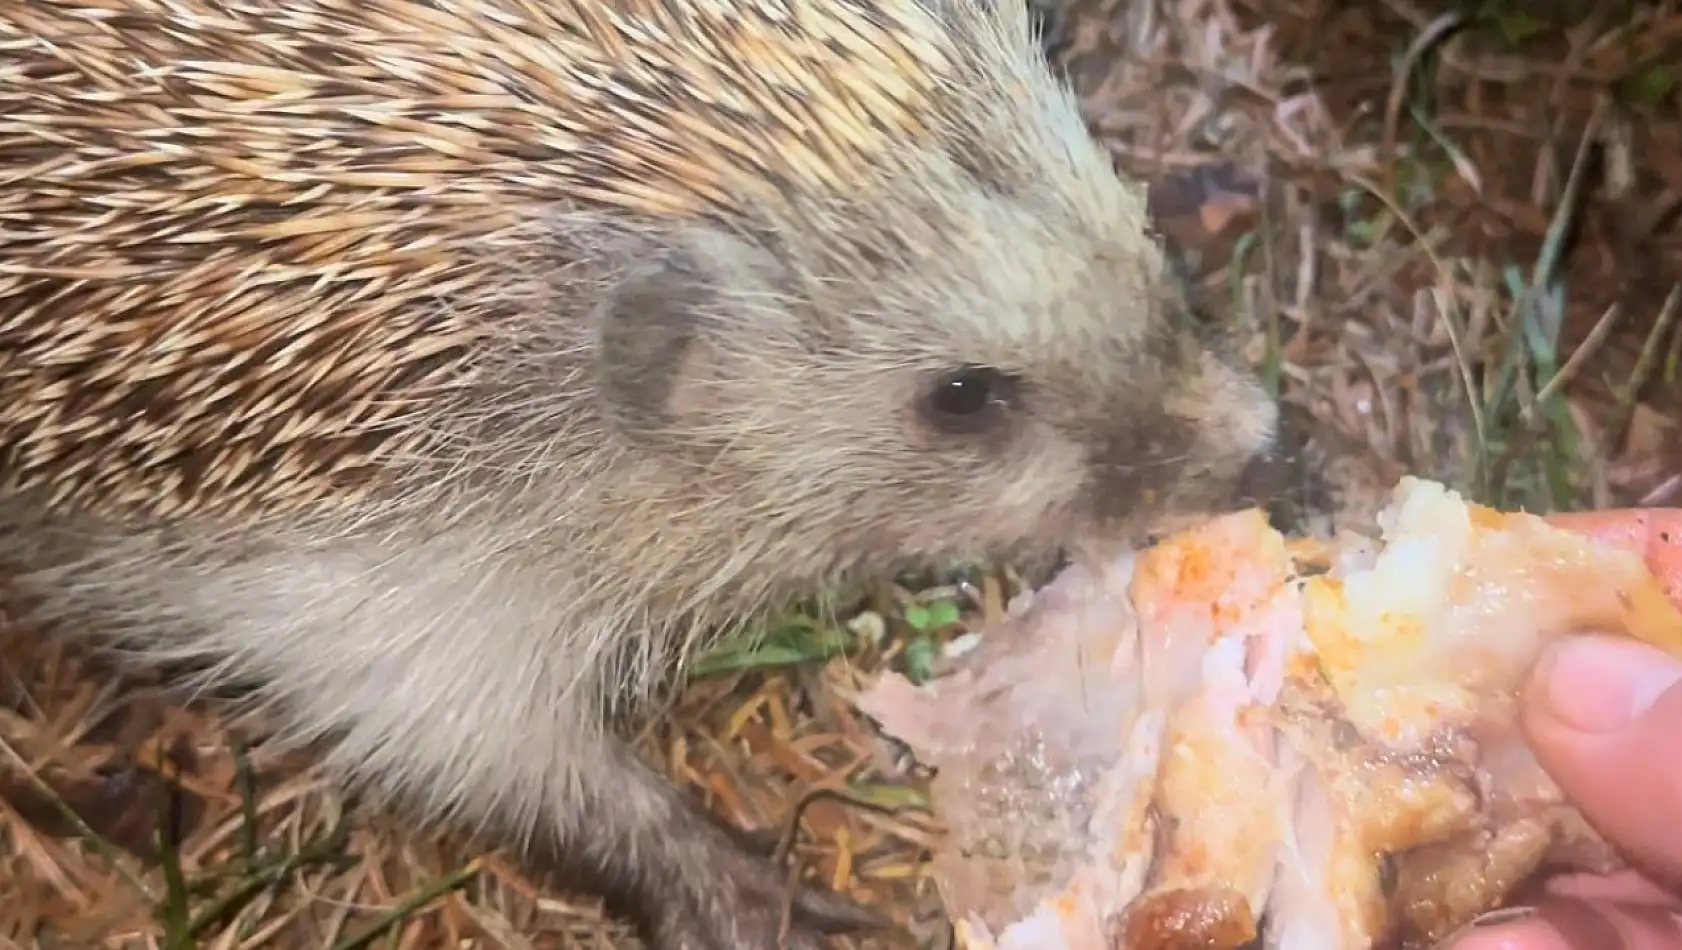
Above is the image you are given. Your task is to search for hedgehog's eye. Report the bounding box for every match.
[922,365,1018,434]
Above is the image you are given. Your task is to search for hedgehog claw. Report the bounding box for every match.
[793,879,894,934]
[642,821,888,950]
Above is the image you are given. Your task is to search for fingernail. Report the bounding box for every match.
[1468,907,1537,928]
[1431,908,1537,950]
[1535,636,1682,733]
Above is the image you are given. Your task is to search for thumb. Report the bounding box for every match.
[1522,635,1682,884]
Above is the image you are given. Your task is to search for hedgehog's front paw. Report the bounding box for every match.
[561,739,890,949]
[642,830,886,950]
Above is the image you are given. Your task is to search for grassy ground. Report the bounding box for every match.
[3,1,1680,948]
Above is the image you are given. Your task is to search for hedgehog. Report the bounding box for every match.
[0,1,1278,947]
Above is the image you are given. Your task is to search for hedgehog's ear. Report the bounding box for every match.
[594,227,773,444]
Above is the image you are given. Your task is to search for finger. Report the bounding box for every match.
[1543,509,1682,610]
[1523,636,1682,882]
[1445,898,1682,950]
[1544,872,1680,907]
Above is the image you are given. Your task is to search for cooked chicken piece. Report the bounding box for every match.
[857,478,1682,950]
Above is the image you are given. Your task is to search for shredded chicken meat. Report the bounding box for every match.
[857,477,1682,950]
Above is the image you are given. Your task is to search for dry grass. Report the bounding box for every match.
[3,0,1680,947]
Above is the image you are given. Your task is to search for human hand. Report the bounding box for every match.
[1446,635,1682,950]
